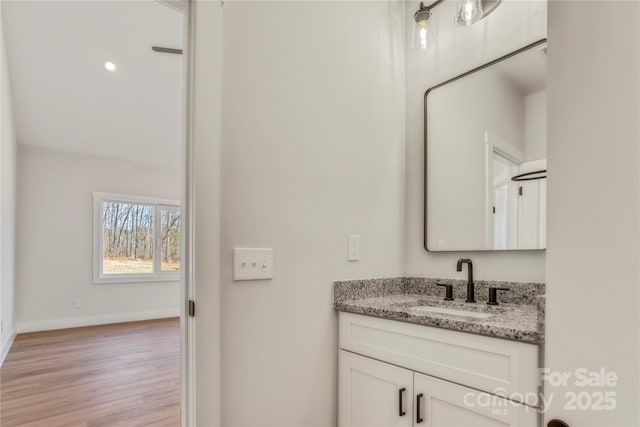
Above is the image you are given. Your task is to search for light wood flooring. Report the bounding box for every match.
[0,318,180,427]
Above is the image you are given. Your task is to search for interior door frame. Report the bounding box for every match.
[181,0,196,425]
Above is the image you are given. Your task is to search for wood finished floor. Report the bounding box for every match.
[0,318,180,427]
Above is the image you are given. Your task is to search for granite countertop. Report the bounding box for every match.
[334,277,545,344]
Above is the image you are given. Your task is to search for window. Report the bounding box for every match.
[93,193,181,283]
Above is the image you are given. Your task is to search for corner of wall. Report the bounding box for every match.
[0,0,18,367]
[0,327,15,367]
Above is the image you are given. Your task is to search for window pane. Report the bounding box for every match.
[102,202,154,274]
[161,209,181,271]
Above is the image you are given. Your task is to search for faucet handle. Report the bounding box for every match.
[436,283,454,301]
[487,287,510,305]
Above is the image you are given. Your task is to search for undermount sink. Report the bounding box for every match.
[407,302,497,319]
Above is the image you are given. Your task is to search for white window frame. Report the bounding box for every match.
[93,192,181,284]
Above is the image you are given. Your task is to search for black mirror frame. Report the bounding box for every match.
[423,38,548,253]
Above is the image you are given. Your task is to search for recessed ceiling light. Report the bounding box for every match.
[104,61,117,72]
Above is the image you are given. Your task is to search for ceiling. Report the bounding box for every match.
[495,45,547,96]
[2,0,184,167]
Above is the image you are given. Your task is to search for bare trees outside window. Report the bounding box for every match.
[161,208,181,272]
[94,194,181,282]
[102,202,155,274]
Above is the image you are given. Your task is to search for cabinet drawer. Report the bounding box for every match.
[339,312,539,402]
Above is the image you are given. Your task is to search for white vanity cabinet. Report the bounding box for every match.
[338,312,540,427]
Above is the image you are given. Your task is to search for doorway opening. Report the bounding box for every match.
[0,0,192,425]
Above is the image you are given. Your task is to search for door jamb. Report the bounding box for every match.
[181,0,196,425]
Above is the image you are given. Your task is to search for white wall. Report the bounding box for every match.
[545,1,640,426]
[218,1,405,424]
[16,144,180,332]
[0,3,17,363]
[524,89,546,161]
[405,0,547,281]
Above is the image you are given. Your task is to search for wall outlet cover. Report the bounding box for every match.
[347,235,360,261]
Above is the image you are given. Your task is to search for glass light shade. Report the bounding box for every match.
[104,61,117,72]
[454,0,483,26]
[412,10,435,50]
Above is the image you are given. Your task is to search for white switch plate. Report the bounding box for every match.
[347,235,360,261]
[234,248,273,281]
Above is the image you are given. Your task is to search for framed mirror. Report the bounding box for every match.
[425,40,547,252]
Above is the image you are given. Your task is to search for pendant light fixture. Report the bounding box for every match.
[412,2,436,50]
[454,0,483,26]
[413,0,502,50]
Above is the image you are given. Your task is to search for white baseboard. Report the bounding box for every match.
[16,308,180,334]
[1,329,16,367]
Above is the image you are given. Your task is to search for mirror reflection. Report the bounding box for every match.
[425,41,547,251]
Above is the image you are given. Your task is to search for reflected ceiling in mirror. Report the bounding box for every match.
[425,40,547,252]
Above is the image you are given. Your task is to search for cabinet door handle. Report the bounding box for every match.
[416,393,424,424]
[398,387,406,416]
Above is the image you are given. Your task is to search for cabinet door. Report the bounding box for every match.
[339,350,413,427]
[413,373,538,427]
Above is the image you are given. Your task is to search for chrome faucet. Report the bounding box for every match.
[456,258,475,303]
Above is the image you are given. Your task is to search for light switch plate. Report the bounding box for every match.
[347,235,360,261]
[234,248,273,281]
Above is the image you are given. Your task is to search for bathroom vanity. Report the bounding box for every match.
[334,277,544,427]
[334,38,548,427]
